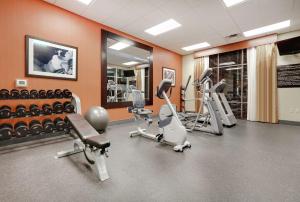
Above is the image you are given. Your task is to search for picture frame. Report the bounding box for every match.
[162,67,176,86]
[25,35,78,80]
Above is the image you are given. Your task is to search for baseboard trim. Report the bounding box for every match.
[108,115,158,126]
[279,120,300,126]
[108,118,135,126]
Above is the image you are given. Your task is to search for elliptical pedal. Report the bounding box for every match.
[156,133,163,142]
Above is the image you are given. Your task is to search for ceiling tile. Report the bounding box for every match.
[42,0,300,54]
[229,0,294,31]
[54,0,91,14]
[186,0,241,38]
[81,0,130,24]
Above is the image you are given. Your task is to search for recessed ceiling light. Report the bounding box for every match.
[182,42,210,51]
[77,0,93,5]
[243,20,291,37]
[123,61,139,66]
[145,19,181,36]
[223,0,247,7]
[109,42,130,50]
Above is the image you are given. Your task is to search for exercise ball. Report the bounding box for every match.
[84,106,109,132]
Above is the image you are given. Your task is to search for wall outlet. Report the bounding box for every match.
[15,79,28,87]
[295,108,299,113]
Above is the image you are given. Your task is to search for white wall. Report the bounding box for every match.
[277,31,300,122]
[182,54,195,112]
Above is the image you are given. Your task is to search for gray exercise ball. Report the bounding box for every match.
[84,106,109,131]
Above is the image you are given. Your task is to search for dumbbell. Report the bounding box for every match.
[46,90,55,99]
[63,101,75,113]
[30,90,39,99]
[42,104,53,115]
[64,117,72,133]
[10,89,20,99]
[0,106,12,119]
[29,104,41,116]
[54,117,66,132]
[42,119,55,133]
[0,123,13,140]
[15,105,27,117]
[52,102,64,114]
[0,89,10,100]
[62,89,72,98]
[54,89,63,98]
[14,121,29,138]
[38,90,47,99]
[29,120,43,135]
[20,89,30,99]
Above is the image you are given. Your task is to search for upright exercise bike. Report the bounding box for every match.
[128,79,191,152]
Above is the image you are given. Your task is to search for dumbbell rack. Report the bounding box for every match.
[0,98,72,147]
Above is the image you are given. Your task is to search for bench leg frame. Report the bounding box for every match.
[55,139,110,181]
[94,150,109,181]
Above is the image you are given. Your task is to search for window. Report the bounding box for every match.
[209,49,248,119]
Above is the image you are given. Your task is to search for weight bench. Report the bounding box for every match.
[55,114,110,181]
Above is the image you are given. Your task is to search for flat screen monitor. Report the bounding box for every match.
[124,70,135,77]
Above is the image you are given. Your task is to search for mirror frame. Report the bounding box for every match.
[101,30,153,109]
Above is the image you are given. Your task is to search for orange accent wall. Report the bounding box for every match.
[0,0,182,121]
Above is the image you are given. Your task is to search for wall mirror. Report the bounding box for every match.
[101,30,153,109]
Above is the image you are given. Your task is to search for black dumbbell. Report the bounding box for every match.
[42,104,53,115]
[10,89,20,99]
[54,89,63,98]
[42,119,55,133]
[15,105,27,117]
[53,102,64,114]
[46,90,55,99]
[29,104,41,116]
[0,106,12,119]
[29,120,43,135]
[0,123,13,140]
[20,89,30,99]
[14,121,29,138]
[0,89,10,100]
[64,117,72,133]
[38,90,47,99]
[62,89,72,98]
[30,90,39,99]
[54,117,66,132]
[63,101,75,113]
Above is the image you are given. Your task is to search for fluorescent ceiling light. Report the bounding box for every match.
[109,42,130,50]
[182,42,210,51]
[123,61,139,66]
[145,19,181,36]
[77,0,93,5]
[243,20,291,37]
[223,0,247,7]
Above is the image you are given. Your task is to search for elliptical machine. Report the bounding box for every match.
[128,79,191,152]
[179,68,224,135]
[210,79,237,127]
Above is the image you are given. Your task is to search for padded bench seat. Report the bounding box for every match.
[136,108,153,115]
[67,114,110,150]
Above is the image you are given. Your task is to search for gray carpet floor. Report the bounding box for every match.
[0,120,299,202]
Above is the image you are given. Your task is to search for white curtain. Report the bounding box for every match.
[247,47,257,121]
[204,56,209,70]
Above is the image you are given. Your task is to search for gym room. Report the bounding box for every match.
[0,0,299,201]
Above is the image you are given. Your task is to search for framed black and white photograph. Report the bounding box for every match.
[26,35,78,80]
[162,67,176,86]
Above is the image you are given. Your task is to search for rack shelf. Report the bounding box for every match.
[0,92,74,147]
